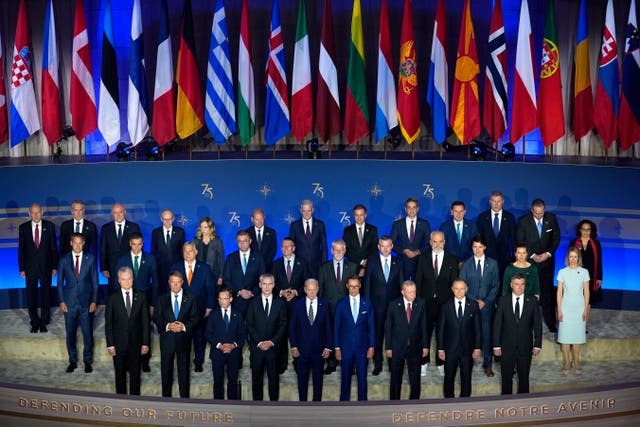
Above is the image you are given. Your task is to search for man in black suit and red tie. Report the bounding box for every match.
[342,204,379,276]
[151,209,185,295]
[59,200,98,256]
[493,273,542,394]
[476,191,516,280]
[153,270,199,398]
[437,278,482,398]
[289,199,327,277]
[516,198,560,332]
[100,203,141,295]
[245,208,277,272]
[18,203,58,333]
[105,267,150,395]
[390,197,431,281]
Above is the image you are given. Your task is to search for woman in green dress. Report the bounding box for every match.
[502,244,540,299]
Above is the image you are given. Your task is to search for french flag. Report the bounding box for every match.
[151,0,176,146]
[41,0,61,146]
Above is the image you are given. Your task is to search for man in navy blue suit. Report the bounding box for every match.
[342,204,379,276]
[205,287,247,400]
[364,235,403,375]
[289,200,327,277]
[59,200,98,256]
[460,235,500,377]
[440,200,478,264]
[170,242,215,372]
[289,279,332,401]
[222,230,266,317]
[476,191,516,279]
[390,198,431,281]
[245,208,277,272]
[100,203,141,294]
[57,233,98,373]
[334,275,375,401]
[151,209,186,295]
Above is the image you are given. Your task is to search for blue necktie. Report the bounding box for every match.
[383,258,390,282]
[242,253,247,274]
[223,309,229,330]
[493,213,500,237]
[173,294,179,319]
[477,259,482,276]
[537,220,542,238]
[456,222,462,243]
[352,298,358,323]
[117,224,123,241]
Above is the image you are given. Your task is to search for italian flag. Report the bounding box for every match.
[291,0,312,142]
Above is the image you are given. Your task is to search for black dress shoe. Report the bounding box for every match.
[142,364,150,372]
[30,326,38,333]
[323,366,336,375]
[66,363,77,373]
[84,364,93,373]
[372,367,382,376]
[39,325,48,333]
[194,364,203,372]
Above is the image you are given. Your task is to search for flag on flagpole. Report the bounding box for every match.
[593,0,619,149]
[10,0,40,147]
[450,0,480,145]
[510,0,537,144]
[98,0,120,146]
[127,0,149,146]
[316,0,340,143]
[176,0,204,140]
[238,0,255,147]
[538,0,565,147]
[41,0,61,146]
[344,0,369,144]
[152,0,176,146]
[375,0,397,142]
[619,0,640,150]
[264,0,290,146]
[291,0,313,142]
[397,0,419,144]
[482,0,507,144]
[205,0,236,145]
[573,0,593,142]
[0,32,7,145]
[426,0,448,144]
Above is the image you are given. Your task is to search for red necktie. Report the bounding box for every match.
[433,254,438,277]
[305,221,311,239]
[75,255,80,278]
[406,302,412,323]
[286,259,292,282]
[409,220,415,243]
[34,224,40,249]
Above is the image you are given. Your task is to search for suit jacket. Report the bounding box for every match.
[245,226,277,272]
[59,218,98,256]
[115,252,159,305]
[57,252,99,309]
[100,220,141,273]
[105,289,150,352]
[437,298,481,356]
[460,256,500,307]
[385,296,428,357]
[223,250,266,298]
[289,296,332,356]
[246,295,287,356]
[170,261,215,314]
[271,255,310,296]
[440,219,478,262]
[18,220,58,276]
[516,212,561,260]
[476,209,516,272]
[192,237,225,280]
[414,249,458,305]
[363,255,403,313]
[153,289,200,354]
[493,294,542,358]
[289,217,327,275]
[205,307,247,354]
[342,223,379,267]
[318,259,359,310]
[151,226,186,276]
[390,217,431,258]
[333,295,375,355]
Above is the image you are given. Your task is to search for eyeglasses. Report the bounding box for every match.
[347,285,361,289]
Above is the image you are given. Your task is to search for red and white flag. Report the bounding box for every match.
[0,32,8,145]
[316,0,340,142]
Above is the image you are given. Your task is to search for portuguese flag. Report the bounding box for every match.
[344,0,369,144]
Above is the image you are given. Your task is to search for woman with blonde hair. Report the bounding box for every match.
[192,217,224,285]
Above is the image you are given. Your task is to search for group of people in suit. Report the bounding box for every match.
[18,192,596,400]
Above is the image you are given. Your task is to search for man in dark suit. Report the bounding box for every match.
[105,267,150,395]
[414,230,458,375]
[289,278,332,401]
[385,280,429,400]
[59,200,98,256]
[440,200,478,264]
[334,276,375,401]
[476,191,516,280]
[437,278,482,398]
[289,199,327,277]
[205,287,247,400]
[151,209,185,295]
[245,208,277,272]
[170,242,216,372]
[342,204,379,276]
[363,235,403,375]
[100,203,141,294]
[57,233,98,373]
[390,197,431,280]
[516,198,561,333]
[318,239,358,374]
[460,235,500,377]
[493,273,542,395]
[153,270,199,398]
[18,203,58,333]
[223,230,266,317]
[246,274,287,401]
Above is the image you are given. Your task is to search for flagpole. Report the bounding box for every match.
[244,145,248,160]
[106,144,110,161]
[272,144,276,159]
[189,136,192,160]
[300,140,304,159]
[494,141,498,160]
[466,144,470,160]
[218,143,221,160]
[356,141,360,160]
[384,137,388,160]
[328,140,332,159]
[522,135,526,161]
[161,146,165,160]
[411,142,415,160]
[439,142,443,160]
[577,139,581,160]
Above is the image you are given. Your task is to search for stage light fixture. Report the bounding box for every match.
[306,139,321,159]
[140,136,160,160]
[61,125,76,139]
[501,142,515,160]
[115,142,133,161]
[471,142,487,160]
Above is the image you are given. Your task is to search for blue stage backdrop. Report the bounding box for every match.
[1,160,639,309]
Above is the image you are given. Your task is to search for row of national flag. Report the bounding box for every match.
[1,0,639,151]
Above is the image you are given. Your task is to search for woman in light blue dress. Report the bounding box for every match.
[556,247,590,375]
